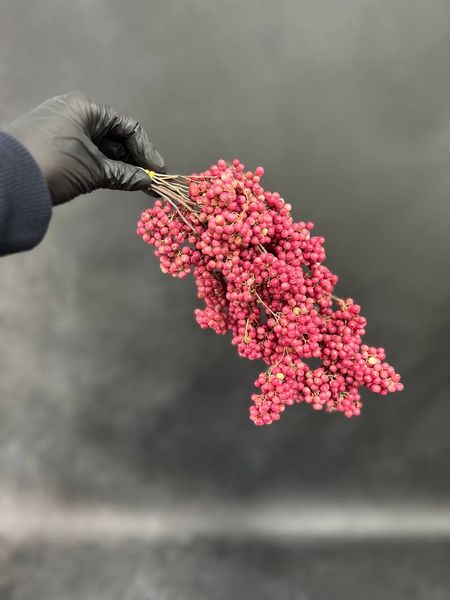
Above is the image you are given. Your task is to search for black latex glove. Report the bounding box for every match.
[2,91,164,206]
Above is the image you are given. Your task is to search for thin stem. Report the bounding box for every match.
[165,182,200,210]
[330,293,344,304]
[152,183,190,208]
[252,288,279,319]
[160,195,197,234]
[244,318,251,344]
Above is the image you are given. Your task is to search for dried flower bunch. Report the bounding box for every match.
[137,160,403,426]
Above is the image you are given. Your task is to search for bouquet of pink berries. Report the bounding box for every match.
[137,159,403,426]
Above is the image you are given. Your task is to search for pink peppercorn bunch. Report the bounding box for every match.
[137,159,403,426]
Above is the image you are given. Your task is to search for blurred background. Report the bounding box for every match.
[1,1,450,598]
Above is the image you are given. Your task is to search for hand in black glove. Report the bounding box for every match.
[3,91,165,206]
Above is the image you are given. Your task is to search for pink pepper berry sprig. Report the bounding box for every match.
[136,160,403,426]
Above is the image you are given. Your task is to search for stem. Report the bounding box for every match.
[330,293,345,304]
[156,180,200,212]
[159,195,197,234]
[244,318,251,344]
[252,288,279,319]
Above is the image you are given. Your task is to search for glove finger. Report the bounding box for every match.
[89,101,166,173]
[101,158,159,195]
[125,123,167,174]
[98,138,162,195]
[98,137,134,164]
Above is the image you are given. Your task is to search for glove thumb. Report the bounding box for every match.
[101,159,153,192]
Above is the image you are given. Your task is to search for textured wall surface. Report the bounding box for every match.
[0,1,449,598]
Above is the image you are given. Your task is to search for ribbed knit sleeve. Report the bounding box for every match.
[0,132,52,256]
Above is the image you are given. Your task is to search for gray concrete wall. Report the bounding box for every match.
[1,0,449,510]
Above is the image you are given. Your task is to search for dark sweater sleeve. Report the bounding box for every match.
[0,132,52,257]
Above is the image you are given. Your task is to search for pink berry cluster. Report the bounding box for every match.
[137,160,403,426]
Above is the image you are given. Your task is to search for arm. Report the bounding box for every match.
[0,132,52,256]
[0,91,165,257]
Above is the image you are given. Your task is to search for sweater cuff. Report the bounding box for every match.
[0,132,52,256]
